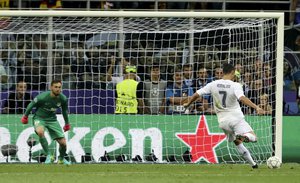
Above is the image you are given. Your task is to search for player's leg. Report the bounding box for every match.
[233,120,257,168]
[234,119,257,143]
[33,119,53,164]
[236,131,257,143]
[234,139,257,168]
[47,122,71,165]
[56,137,71,165]
[219,121,236,142]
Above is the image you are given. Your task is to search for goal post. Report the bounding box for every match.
[0,11,283,163]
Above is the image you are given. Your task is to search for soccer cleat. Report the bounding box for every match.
[236,134,250,143]
[252,164,258,169]
[44,155,54,164]
[58,158,71,165]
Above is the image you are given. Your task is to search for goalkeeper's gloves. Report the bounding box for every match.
[21,116,28,124]
[63,124,71,132]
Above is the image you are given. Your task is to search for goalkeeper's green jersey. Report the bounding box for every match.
[24,91,69,124]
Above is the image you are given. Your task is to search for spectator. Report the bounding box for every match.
[115,65,145,114]
[165,68,193,114]
[0,48,17,90]
[72,44,98,90]
[243,71,253,95]
[189,2,208,10]
[144,64,167,114]
[166,2,187,9]
[0,58,8,91]
[192,66,212,110]
[257,93,272,115]
[24,58,47,90]
[263,63,272,90]
[15,35,26,82]
[40,0,62,9]
[2,80,32,114]
[235,62,244,75]
[253,58,264,80]
[192,66,212,91]
[88,48,108,89]
[100,1,114,9]
[106,57,140,89]
[53,51,64,77]
[183,64,194,87]
[248,79,270,113]
[290,0,300,26]
[77,72,95,89]
[71,45,91,79]
[283,60,297,91]
[54,65,77,89]
[213,66,223,81]
[0,0,10,9]
[32,34,48,61]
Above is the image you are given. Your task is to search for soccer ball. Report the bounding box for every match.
[266,156,281,169]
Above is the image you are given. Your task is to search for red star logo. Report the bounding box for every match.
[176,115,226,163]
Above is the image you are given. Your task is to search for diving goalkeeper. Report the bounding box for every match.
[21,80,71,165]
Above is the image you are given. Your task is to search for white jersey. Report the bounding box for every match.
[196,79,245,124]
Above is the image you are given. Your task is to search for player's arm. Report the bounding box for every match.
[24,97,39,116]
[183,92,200,108]
[234,83,263,114]
[61,97,71,132]
[184,83,211,108]
[21,97,38,124]
[267,105,272,115]
[61,102,69,124]
[61,97,69,125]
[239,96,264,115]
[167,88,190,105]
[169,96,188,105]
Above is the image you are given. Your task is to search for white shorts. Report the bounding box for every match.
[219,119,253,142]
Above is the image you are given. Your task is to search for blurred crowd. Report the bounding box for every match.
[0,31,282,115]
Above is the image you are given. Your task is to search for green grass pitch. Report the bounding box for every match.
[0,163,299,183]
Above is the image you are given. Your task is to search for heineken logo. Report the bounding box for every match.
[176,115,226,163]
[0,115,254,163]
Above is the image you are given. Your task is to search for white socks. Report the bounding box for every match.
[236,143,256,166]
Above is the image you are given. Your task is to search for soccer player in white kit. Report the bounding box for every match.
[184,63,264,168]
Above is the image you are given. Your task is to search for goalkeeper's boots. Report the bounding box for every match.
[236,134,250,143]
[45,155,54,164]
[58,158,71,165]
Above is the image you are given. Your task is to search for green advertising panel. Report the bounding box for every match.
[0,114,276,163]
[282,116,300,162]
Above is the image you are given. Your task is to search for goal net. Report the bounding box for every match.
[0,11,283,164]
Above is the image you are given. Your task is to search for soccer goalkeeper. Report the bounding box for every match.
[21,80,71,165]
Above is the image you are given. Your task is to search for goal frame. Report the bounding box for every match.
[0,10,284,161]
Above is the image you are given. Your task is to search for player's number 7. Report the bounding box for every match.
[219,91,227,107]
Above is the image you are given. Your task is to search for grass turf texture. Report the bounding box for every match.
[0,163,299,183]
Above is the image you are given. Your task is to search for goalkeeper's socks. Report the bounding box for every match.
[59,145,66,160]
[39,137,49,155]
[236,143,256,166]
